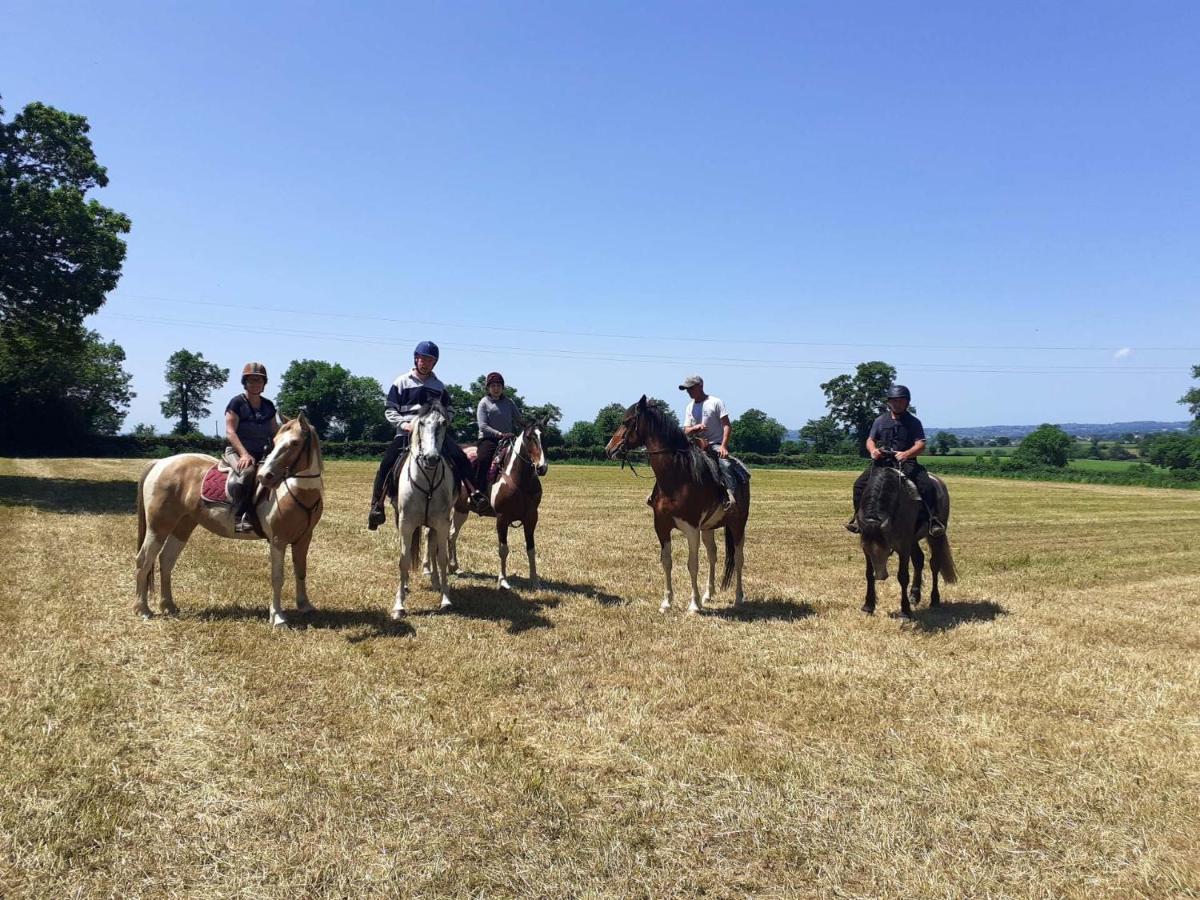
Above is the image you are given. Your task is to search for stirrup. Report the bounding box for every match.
[723,492,736,512]
[845,517,861,534]
[927,517,946,537]
[234,514,255,534]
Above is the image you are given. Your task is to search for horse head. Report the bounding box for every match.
[522,419,549,477]
[412,403,448,469]
[857,454,918,581]
[605,395,649,459]
[258,412,320,489]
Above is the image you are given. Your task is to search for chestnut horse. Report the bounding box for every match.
[856,451,957,618]
[605,395,749,612]
[448,421,548,590]
[134,414,324,626]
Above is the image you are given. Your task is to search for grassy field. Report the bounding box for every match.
[2,457,1198,898]
[927,454,1159,474]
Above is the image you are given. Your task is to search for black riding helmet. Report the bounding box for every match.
[886,384,911,401]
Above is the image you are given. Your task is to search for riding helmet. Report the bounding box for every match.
[414,340,440,360]
[886,384,911,401]
[241,361,268,385]
[486,372,505,387]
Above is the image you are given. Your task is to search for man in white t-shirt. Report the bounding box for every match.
[680,374,737,510]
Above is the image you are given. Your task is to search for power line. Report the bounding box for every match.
[101,312,1186,376]
[109,291,1200,353]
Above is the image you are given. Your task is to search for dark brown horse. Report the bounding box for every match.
[856,451,957,618]
[449,420,548,589]
[605,395,749,613]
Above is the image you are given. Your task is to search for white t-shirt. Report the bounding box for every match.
[684,395,729,446]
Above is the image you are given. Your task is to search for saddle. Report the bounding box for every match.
[201,463,234,505]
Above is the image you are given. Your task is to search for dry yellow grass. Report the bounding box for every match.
[1,457,1198,898]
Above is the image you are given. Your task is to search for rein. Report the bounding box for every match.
[262,425,323,534]
[405,428,448,527]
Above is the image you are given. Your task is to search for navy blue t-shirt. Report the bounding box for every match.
[868,411,925,453]
[226,394,277,459]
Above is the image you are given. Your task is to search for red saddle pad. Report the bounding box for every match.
[201,465,231,504]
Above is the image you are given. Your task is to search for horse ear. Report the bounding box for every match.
[637,395,648,410]
[298,410,310,427]
[279,413,292,425]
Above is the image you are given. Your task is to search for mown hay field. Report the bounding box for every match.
[1,457,1198,898]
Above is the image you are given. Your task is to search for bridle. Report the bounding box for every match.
[404,416,449,527]
[267,424,323,529]
[611,410,681,479]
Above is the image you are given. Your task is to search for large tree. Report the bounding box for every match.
[800,414,850,454]
[563,420,599,447]
[1014,424,1072,468]
[819,361,899,456]
[275,359,386,440]
[729,408,786,454]
[0,100,133,450]
[593,403,627,443]
[161,349,228,435]
[1181,365,1200,429]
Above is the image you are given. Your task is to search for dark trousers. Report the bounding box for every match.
[371,433,477,504]
[853,460,939,513]
[475,438,500,489]
[709,450,738,493]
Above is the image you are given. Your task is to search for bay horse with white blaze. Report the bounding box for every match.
[605,395,749,613]
[449,420,548,589]
[134,413,325,626]
[389,403,457,617]
[856,450,957,618]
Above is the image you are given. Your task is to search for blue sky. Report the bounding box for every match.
[5,1,1198,433]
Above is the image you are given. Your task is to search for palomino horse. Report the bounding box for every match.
[605,395,750,613]
[389,403,457,617]
[856,451,957,618]
[134,414,325,626]
[449,420,548,589]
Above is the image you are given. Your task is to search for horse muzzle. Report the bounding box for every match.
[536,462,548,476]
[421,453,441,468]
[257,468,281,489]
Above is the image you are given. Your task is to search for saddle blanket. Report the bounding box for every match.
[201,465,233,504]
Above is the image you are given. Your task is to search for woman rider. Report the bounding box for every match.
[224,362,278,533]
[474,371,521,499]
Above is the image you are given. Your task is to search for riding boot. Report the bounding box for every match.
[467,482,490,515]
[367,473,389,530]
[926,507,946,537]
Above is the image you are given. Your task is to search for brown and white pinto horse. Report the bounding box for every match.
[605,395,749,613]
[449,421,548,590]
[134,414,324,626]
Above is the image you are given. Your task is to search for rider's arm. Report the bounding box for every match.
[897,439,926,462]
[718,416,731,455]
[477,399,502,440]
[866,435,881,459]
[225,410,252,465]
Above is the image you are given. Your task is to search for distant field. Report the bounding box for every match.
[1,458,1198,897]
[928,454,1159,474]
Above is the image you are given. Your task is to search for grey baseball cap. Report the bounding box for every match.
[678,374,704,390]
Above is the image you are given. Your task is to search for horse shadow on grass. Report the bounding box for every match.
[910,599,1007,633]
[408,585,559,635]
[194,604,416,640]
[452,570,627,607]
[704,597,816,622]
[0,475,136,515]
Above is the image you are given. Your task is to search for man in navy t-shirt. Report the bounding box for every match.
[846,384,945,536]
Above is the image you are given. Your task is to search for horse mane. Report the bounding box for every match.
[630,400,709,487]
[860,462,898,533]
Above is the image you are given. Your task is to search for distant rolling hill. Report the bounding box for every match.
[785,421,1192,442]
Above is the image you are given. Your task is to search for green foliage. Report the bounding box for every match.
[800,415,850,454]
[1014,424,1073,468]
[564,421,599,447]
[994,436,1012,447]
[931,431,961,455]
[0,100,134,452]
[593,403,627,442]
[160,349,229,434]
[275,359,386,441]
[131,423,156,437]
[730,408,786,454]
[442,374,562,444]
[1181,364,1200,427]
[818,361,898,456]
[1141,433,1200,470]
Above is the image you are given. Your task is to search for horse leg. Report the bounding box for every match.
[268,542,288,626]
[496,515,511,590]
[862,555,877,615]
[909,542,924,607]
[394,524,412,618]
[898,551,913,619]
[419,527,432,578]
[135,527,169,618]
[655,517,674,612]
[930,563,942,608]
[701,529,717,604]
[158,520,196,616]
[292,531,316,614]
[523,511,539,590]
[733,535,746,607]
[681,523,702,613]
[448,507,468,574]
[432,525,451,609]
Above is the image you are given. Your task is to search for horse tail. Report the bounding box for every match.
[929,532,957,584]
[721,526,736,590]
[136,463,155,593]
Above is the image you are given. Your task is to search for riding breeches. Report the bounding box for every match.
[709,451,738,494]
[223,446,257,511]
[372,432,478,503]
[853,461,939,513]
[475,438,499,489]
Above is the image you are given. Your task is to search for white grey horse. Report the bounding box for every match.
[391,403,457,617]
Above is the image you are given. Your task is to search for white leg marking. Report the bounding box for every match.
[660,536,674,611]
[701,529,718,603]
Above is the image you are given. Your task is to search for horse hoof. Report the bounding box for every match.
[391,608,406,620]
[861,605,875,615]
[138,611,153,620]
[660,601,671,613]
[439,596,452,610]
[687,604,701,615]
[269,612,288,627]
[498,579,511,590]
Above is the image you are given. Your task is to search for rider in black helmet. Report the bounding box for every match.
[846,384,946,536]
[367,340,486,529]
